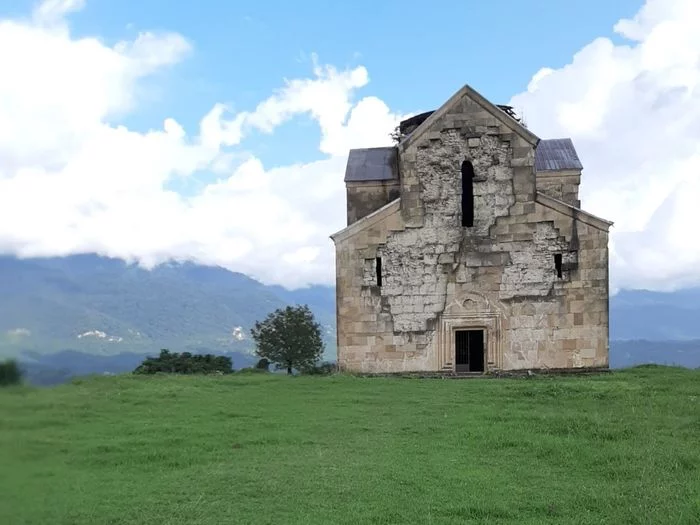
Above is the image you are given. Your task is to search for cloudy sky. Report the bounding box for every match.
[0,0,697,292]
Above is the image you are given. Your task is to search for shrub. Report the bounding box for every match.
[255,358,270,371]
[133,349,233,375]
[237,367,268,374]
[302,361,337,376]
[0,359,23,386]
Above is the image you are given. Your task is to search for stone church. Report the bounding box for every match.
[330,84,612,373]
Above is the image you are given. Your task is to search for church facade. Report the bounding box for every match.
[330,84,612,374]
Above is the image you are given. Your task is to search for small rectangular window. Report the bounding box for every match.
[554,253,563,279]
[376,257,382,287]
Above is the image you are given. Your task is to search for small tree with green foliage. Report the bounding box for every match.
[250,305,324,375]
[0,359,23,386]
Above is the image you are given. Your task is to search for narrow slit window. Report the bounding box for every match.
[376,257,382,287]
[461,160,475,227]
[554,253,563,279]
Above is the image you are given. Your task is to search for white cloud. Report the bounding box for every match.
[5,0,695,294]
[77,330,122,342]
[6,328,31,338]
[33,0,86,24]
[511,0,700,292]
[232,327,245,341]
[0,1,404,288]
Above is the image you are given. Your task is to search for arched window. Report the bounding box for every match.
[461,160,475,227]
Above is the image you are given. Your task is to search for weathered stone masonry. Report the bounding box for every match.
[331,84,612,373]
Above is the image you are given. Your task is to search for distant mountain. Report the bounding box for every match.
[0,254,336,361]
[2,254,700,387]
[609,340,700,369]
[610,288,700,340]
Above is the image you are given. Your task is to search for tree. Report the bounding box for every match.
[250,305,324,375]
[0,359,23,386]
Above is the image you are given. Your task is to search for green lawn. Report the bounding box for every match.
[1,367,699,524]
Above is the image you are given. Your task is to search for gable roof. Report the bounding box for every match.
[535,139,583,171]
[330,198,401,244]
[399,84,540,151]
[344,147,398,182]
[535,192,613,232]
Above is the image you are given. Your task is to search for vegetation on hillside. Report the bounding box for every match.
[251,305,324,374]
[1,366,698,524]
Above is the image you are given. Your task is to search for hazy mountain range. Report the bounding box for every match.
[0,254,698,385]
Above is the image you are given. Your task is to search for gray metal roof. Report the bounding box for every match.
[535,138,583,171]
[344,147,398,182]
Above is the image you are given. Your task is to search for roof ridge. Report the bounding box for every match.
[398,84,540,151]
[535,192,613,231]
[330,198,401,242]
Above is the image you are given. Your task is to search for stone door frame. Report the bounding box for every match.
[436,294,504,371]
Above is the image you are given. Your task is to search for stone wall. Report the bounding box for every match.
[536,170,582,208]
[333,88,610,373]
[346,180,400,225]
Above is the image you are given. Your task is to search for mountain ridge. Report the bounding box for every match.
[0,254,336,360]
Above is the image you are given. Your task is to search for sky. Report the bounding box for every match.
[0,0,698,292]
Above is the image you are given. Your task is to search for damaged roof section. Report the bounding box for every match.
[399,111,435,137]
[535,138,583,171]
[344,147,398,182]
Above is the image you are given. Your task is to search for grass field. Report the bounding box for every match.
[1,366,699,524]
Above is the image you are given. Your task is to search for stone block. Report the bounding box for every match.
[510,157,534,168]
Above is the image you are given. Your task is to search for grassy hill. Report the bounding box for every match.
[1,367,698,524]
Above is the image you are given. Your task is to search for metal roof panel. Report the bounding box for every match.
[344,147,398,182]
[535,138,583,171]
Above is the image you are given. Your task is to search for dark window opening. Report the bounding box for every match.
[554,253,563,279]
[461,160,475,227]
[376,257,382,287]
[455,330,485,373]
